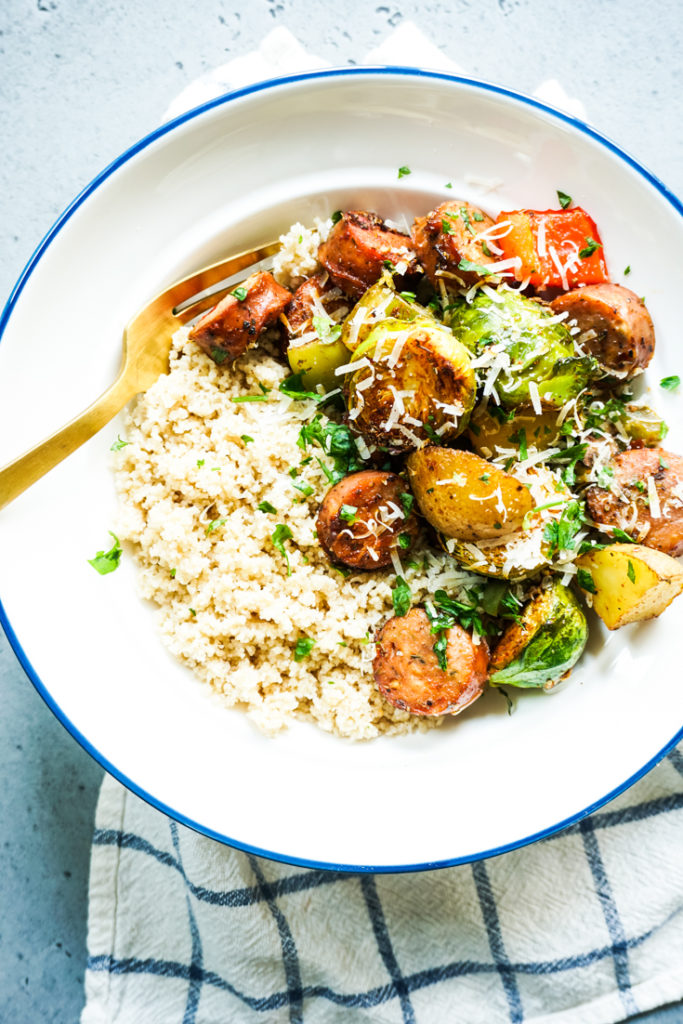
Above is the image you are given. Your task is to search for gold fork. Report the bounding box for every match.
[0,240,281,511]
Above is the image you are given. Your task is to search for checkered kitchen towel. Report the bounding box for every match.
[81,27,683,1024]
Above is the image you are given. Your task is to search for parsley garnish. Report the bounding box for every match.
[441,218,454,234]
[331,210,342,224]
[241,434,254,444]
[473,210,484,222]
[398,165,411,179]
[392,577,412,617]
[312,315,342,344]
[546,443,588,486]
[297,416,366,483]
[627,560,636,584]
[398,533,412,550]
[230,392,269,403]
[481,241,494,258]
[170,568,176,578]
[110,435,130,452]
[542,500,585,556]
[445,182,453,189]
[458,257,491,276]
[339,505,357,523]
[510,427,528,462]
[579,237,601,259]
[294,636,316,661]
[271,524,294,574]
[479,473,490,483]
[399,291,416,301]
[291,479,314,497]
[612,527,635,543]
[577,568,597,594]
[210,347,229,364]
[660,375,680,391]
[596,465,615,489]
[399,492,414,515]
[88,532,122,575]
[459,206,473,232]
[278,373,319,401]
[196,459,205,467]
[205,517,227,534]
[624,265,631,275]
[557,190,572,209]
[433,633,448,671]
[231,286,248,302]
[383,259,396,271]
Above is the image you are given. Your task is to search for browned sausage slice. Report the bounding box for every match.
[411,200,495,288]
[551,284,655,378]
[373,607,489,716]
[189,271,291,364]
[284,272,350,340]
[586,448,683,556]
[316,470,418,569]
[318,211,418,299]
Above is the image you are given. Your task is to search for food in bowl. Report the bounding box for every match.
[111,195,683,738]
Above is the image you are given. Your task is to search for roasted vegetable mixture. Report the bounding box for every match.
[186,191,683,722]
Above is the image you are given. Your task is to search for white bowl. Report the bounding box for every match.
[1,68,682,871]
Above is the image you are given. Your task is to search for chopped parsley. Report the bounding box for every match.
[458,257,491,276]
[392,577,412,617]
[660,375,680,391]
[383,259,396,271]
[230,392,269,403]
[88,532,122,575]
[271,523,293,575]
[241,435,254,444]
[291,479,314,497]
[479,473,490,483]
[312,315,342,344]
[110,435,130,451]
[278,372,319,401]
[459,206,473,232]
[293,636,316,661]
[398,532,412,550]
[481,241,494,258]
[627,560,636,584]
[596,465,615,489]
[611,527,635,543]
[624,265,631,275]
[445,182,453,188]
[189,608,196,617]
[196,458,205,468]
[210,347,229,364]
[433,633,448,671]
[205,517,227,534]
[331,210,343,224]
[399,491,414,515]
[297,416,366,483]
[397,165,411,179]
[231,286,248,302]
[579,236,601,259]
[473,210,484,222]
[577,568,597,594]
[399,291,416,302]
[546,443,588,486]
[542,500,585,557]
[509,427,528,462]
[339,504,358,523]
[557,190,572,209]
[170,568,177,578]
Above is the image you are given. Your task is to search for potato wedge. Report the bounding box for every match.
[406,447,533,540]
[467,404,561,459]
[577,543,683,629]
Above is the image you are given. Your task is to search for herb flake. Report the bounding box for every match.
[88,532,122,576]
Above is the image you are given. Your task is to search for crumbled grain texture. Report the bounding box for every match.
[115,328,479,739]
[272,218,332,290]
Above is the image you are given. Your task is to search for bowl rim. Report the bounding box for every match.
[2,65,682,874]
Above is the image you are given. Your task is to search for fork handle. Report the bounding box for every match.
[0,371,137,511]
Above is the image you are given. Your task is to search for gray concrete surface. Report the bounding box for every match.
[1,0,682,1020]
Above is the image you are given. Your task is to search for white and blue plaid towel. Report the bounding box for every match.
[81,27,683,1024]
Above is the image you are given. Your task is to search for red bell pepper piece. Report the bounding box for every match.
[494,207,609,289]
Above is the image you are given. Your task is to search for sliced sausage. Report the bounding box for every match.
[411,200,495,288]
[283,272,350,340]
[316,470,418,569]
[551,284,655,378]
[373,607,489,716]
[586,448,683,556]
[189,271,291,364]
[317,211,418,300]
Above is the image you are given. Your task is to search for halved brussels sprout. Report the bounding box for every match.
[450,288,600,408]
[467,403,562,458]
[489,581,588,689]
[621,404,668,446]
[444,468,572,580]
[345,317,476,451]
[406,447,533,541]
[287,335,349,392]
[341,277,427,352]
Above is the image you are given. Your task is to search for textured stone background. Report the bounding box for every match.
[1,1,682,1019]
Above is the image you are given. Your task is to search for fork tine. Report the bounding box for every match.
[174,253,277,322]
[149,240,281,319]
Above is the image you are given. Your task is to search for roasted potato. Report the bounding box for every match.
[340,277,426,353]
[345,317,476,451]
[467,404,562,458]
[445,468,572,580]
[489,582,587,689]
[406,447,533,541]
[576,543,683,629]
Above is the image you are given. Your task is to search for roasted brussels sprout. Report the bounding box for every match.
[467,403,562,458]
[340,277,428,352]
[579,395,668,447]
[489,581,588,689]
[287,334,349,392]
[445,468,573,580]
[450,288,600,408]
[344,317,476,451]
[406,447,533,541]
